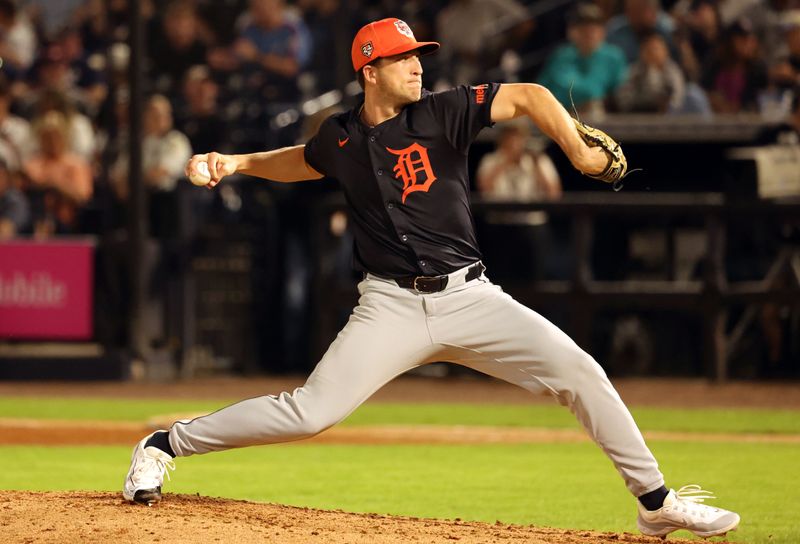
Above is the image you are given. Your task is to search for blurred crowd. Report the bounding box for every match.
[1,0,800,241]
[0,0,796,374]
[537,0,800,116]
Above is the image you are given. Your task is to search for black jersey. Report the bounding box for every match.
[304,82,501,278]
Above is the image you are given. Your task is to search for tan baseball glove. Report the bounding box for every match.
[573,119,628,188]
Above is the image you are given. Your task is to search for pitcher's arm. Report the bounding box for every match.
[185,145,324,188]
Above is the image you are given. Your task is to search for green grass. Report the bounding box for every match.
[1,397,799,435]
[0,397,231,422]
[2,397,798,542]
[0,440,797,543]
[345,403,800,435]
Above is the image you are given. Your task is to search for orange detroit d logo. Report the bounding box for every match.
[386,142,437,204]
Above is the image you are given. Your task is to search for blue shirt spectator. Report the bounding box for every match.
[240,19,311,69]
[21,0,84,40]
[207,0,313,106]
[236,0,312,77]
[606,0,676,64]
[537,4,628,113]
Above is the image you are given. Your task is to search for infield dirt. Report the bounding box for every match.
[0,491,730,544]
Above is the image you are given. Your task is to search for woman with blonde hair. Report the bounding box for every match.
[23,110,92,235]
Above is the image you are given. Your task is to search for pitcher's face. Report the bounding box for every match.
[367,51,424,105]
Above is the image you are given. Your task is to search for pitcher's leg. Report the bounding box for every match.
[170,281,436,456]
[434,283,664,496]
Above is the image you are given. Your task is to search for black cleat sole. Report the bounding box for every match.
[133,487,162,505]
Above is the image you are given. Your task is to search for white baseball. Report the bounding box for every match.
[189,161,212,186]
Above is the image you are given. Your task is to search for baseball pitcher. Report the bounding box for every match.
[124,17,739,539]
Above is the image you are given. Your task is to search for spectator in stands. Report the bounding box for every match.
[742,0,797,65]
[54,27,109,118]
[477,124,562,209]
[26,40,106,119]
[23,111,93,235]
[147,0,209,98]
[30,89,97,162]
[0,158,29,239]
[769,10,800,90]
[606,0,676,65]
[436,0,532,86]
[110,94,192,201]
[701,17,769,113]
[518,0,575,79]
[30,43,76,98]
[760,89,800,143]
[0,75,34,171]
[0,0,37,80]
[196,0,246,48]
[477,124,562,280]
[673,0,722,83]
[616,31,688,113]
[22,0,85,41]
[176,65,227,154]
[297,0,353,93]
[210,0,312,102]
[85,0,151,46]
[76,0,112,56]
[537,3,627,114]
[142,95,192,192]
[670,0,759,28]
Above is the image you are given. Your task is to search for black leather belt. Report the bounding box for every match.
[395,262,485,293]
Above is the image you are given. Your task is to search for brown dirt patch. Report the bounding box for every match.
[0,376,799,408]
[1,418,800,446]
[0,491,728,544]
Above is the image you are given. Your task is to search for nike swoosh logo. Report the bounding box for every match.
[338,137,349,147]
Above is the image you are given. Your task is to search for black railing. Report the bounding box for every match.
[311,192,800,381]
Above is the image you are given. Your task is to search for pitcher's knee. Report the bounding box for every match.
[549,348,609,400]
[294,410,340,438]
[266,390,344,439]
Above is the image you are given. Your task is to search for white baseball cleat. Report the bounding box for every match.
[122,431,176,505]
[637,485,740,538]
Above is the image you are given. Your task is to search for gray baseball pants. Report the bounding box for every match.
[169,262,665,497]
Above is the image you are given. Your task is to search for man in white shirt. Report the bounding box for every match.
[477,123,562,279]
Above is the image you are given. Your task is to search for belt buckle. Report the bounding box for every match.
[412,275,446,293]
[413,276,438,293]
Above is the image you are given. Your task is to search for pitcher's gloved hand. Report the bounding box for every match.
[573,119,628,187]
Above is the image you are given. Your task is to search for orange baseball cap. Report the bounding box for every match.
[351,18,439,72]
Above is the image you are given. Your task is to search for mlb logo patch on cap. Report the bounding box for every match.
[361,41,374,58]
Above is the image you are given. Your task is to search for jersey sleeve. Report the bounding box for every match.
[428,82,501,155]
[303,116,337,178]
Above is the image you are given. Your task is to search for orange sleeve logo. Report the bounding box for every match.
[472,84,489,105]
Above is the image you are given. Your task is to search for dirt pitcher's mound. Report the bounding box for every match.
[0,491,731,544]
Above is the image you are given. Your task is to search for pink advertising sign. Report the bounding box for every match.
[0,239,94,339]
